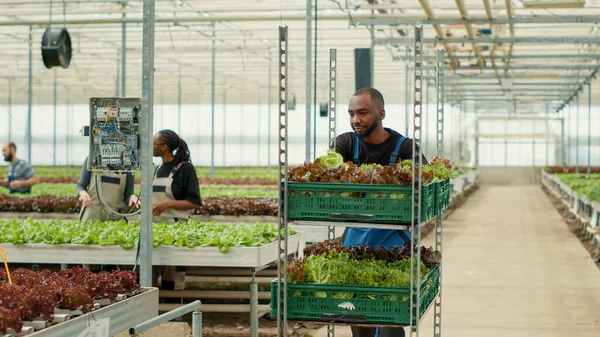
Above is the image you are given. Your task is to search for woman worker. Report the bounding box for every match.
[76,156,139,221]
[152,129,202,290]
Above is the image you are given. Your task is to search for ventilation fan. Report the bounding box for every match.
[41,28,72,69]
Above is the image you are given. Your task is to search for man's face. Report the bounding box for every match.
[347,94,383,138]
[2,144,13,162]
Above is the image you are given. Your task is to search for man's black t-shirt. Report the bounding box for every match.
[335,128,427,165]
[155,161,202,206]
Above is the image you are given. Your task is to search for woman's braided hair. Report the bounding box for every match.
[157,129,191,168]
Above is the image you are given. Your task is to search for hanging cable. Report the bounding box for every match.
[48,0,52,27]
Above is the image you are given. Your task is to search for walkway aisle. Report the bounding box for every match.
[315,186,600,337]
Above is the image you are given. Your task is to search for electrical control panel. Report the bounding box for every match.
[88,97,141,172]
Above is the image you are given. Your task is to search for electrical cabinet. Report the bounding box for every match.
[88,97,141,172]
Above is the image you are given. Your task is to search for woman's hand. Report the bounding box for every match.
[79,191,93,208]
[128,194,141,209]
[152,200,170,216]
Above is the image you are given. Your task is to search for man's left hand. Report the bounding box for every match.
[9,180,22,189]
[152,201,170,216]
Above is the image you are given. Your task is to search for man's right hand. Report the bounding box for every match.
[79,191,93,208]
[0,178,7,188]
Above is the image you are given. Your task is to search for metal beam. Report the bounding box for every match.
[431,53,600,60]
[445,88,573,92]
[557,68,599,112]
[416,0,455,56]
[447,64,599,70]
[2,14,600,27]
[477,116,564,121]
[445,74,588,79]
[377,36,600,45]
[354,15,600,26]
[445,82,578,86]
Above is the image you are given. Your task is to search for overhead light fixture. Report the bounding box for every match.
[520,0,585,9]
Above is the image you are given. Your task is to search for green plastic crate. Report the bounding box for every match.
[287,182,435,223]
[441,179,450,210]
[434,179,451,216]
[270,267,440,325]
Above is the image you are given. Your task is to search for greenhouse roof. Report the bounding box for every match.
[1,0,600,114]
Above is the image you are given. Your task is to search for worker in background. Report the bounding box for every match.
[76,156,139,221]
[335,88,428,337]
[151,129,202,290]
[0,142,39,194]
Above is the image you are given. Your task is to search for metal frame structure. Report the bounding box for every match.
[433,48,444,337]
[276,25,444,337]
[409,25,424,336]
[2,1,600,170]
[276,25,290,337]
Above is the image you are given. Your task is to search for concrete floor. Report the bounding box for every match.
[314,185,600,337]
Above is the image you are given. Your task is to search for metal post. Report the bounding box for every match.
[433,48,444,337]
[276,26,289,337]
[223,87,227,167]
[211,22,216,180]
[587,82,591,177]
[561,116,566,166]
[66,98,69,164]
[327,50,337,337]
[370,20,375,86]
[305,0,312,162]
[7,81,11,142]
[257,94,261,166]
[139,0,156,287]
[475,119,479,166]
[328,49,337,152]
[458,106,463,165]
[178,64,182,134]
[545,111,549,167]
[567,104,571,166]
[449,105,453,164]
[505,118,508,169]
[405,48,410,137]
[268,57,272,174]
[121,2,127,97]
[425,77,429,155]
[410,25,424,336]
[115,57,120,96]
[532,119,536,184]
[192,311,203,337]
[53,70,57,167]
[312,0,318,160]
[27,25,32,164]
[250,273,258,337]
[576,95,580,173]
[160,91,164,129]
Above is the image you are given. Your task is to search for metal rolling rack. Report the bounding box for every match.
[276,26,445,337]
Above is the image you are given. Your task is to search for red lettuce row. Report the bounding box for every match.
[0,195,278,216]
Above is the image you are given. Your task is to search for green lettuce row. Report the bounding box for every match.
[554,173,600,201]
[0,219,295,253]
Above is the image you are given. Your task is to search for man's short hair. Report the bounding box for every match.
[7,142,16,151]
[352,87,385,110]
